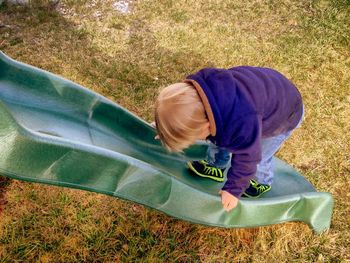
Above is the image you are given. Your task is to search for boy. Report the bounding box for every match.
[154,66,303,212]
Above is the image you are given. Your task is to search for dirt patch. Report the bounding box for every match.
[0,176,10,215]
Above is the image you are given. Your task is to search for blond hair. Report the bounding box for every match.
[155,82,208,152]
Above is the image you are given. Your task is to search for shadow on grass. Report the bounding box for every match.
[0,176,10,214]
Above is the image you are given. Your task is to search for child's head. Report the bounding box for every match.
[155,82,209,152]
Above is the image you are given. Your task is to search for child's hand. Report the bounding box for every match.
[150,122,160,140]
[219,190,238,212]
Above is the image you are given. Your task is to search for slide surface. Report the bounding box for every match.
[0,52,333,233]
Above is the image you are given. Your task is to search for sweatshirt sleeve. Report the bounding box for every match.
[221,113,262,198]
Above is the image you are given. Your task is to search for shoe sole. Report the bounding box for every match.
[242,187,271,198]
[187,162,224,182]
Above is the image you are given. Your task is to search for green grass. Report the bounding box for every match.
[0,0,350,262]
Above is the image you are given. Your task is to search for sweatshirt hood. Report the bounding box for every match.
[185,68,239,143]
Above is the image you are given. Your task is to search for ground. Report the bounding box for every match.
[0,0,349,262]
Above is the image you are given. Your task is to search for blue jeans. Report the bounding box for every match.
[207,112,304,185]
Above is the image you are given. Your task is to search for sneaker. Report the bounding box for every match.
[242,179,271,198]
[187,160,225,182]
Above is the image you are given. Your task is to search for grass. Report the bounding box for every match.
[0,0,349,262]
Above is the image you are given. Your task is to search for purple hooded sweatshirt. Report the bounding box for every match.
[185,66,303,198]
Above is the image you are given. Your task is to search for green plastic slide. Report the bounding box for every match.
[0,52,333,233]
